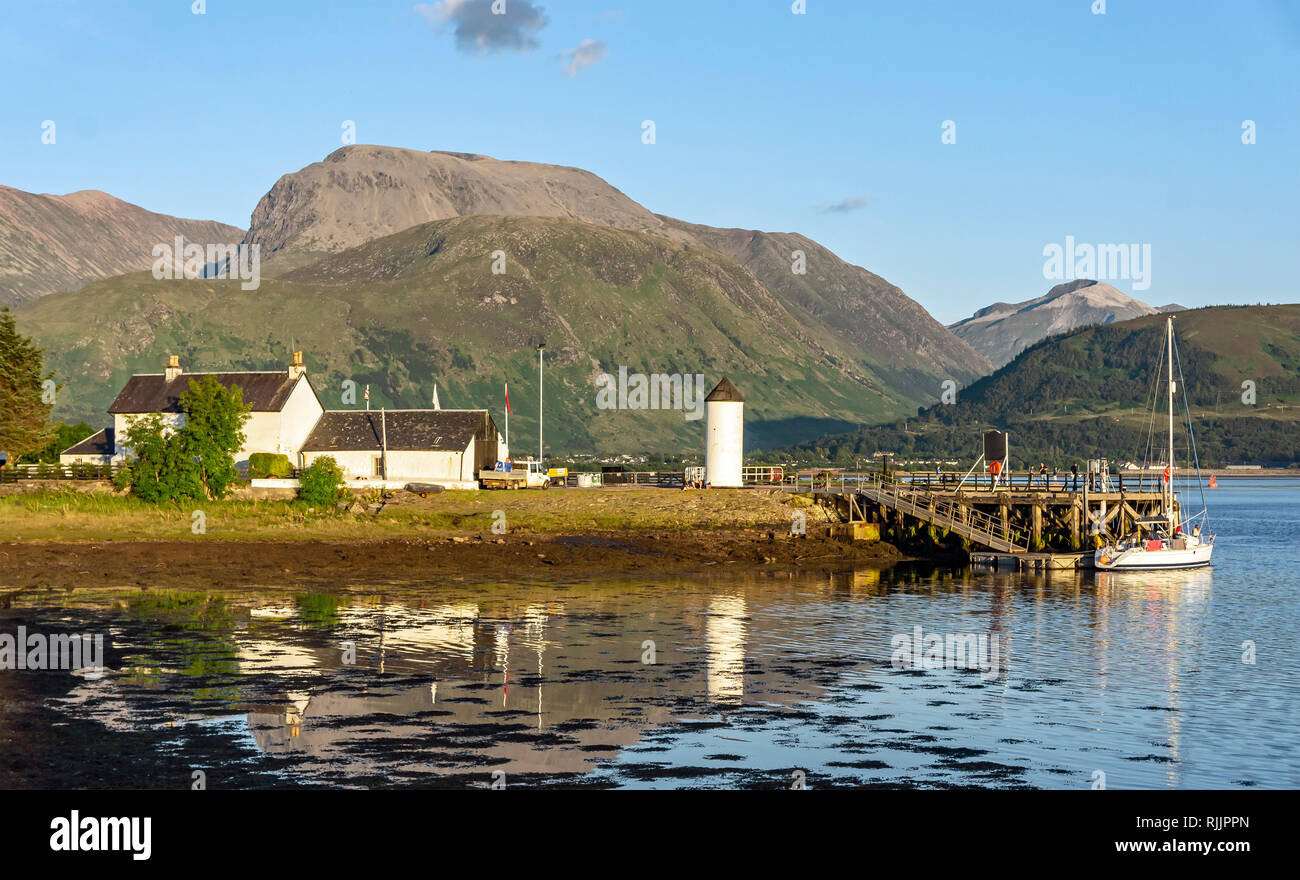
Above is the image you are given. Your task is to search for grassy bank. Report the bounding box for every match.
[0,486,820,543]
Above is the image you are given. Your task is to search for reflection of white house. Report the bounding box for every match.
[60,352,501,488]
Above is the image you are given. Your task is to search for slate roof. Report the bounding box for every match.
[108,372,302,414]
[705,377,744,402]
[301,410,493,452]
[61,428,115,457]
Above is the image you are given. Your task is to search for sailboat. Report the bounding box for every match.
[1094,315,1214,570]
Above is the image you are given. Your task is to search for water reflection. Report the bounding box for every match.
[9,558,1297,789]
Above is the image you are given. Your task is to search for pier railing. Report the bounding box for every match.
[788,468,1172,495]
[790,471,1030,552]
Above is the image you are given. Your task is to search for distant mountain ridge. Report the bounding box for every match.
[0,186,244,305]
[15,144,992,452]
[778,304,1300,467]
[949,279,1159,368]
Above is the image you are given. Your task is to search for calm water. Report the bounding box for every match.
[3,479,1297,789]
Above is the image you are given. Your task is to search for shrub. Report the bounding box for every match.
[297,456,346,507]
[248,452,293,479]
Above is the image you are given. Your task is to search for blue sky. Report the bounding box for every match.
[2,0,1296,323]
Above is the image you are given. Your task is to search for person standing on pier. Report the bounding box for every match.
[1038,462,1048,488]
[1071,461,1079,491]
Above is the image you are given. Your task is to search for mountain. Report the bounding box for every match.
[0,186,244,305]
[17,214,946,452]
[243,146,693,271]
[241,145,988,389]
[14,145,991,451]
[658,217,990,402]
[949,279,1158,368]
[1158,303,1187,313]
[776,305,1300,467]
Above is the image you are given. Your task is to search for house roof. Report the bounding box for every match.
[705,377,744,402]
[61,428,115,457]
[108,372,303,414]
[301,410,491,453]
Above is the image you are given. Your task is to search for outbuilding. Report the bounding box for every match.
[58,428,116,466]
[299,409,500,490]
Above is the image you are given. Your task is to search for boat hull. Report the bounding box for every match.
[1094,543,1213,571]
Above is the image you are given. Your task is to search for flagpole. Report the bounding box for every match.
[537,344,545,463]
[505,383,510,453]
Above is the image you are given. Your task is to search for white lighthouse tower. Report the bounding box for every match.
[704,377,744,488]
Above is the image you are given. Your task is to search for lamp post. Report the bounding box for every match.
[537,342,545,464]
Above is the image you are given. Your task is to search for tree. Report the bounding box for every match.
[19,422,96,464]
[298,456,346,507]
[114,376,249,502]
[0,306,55,458]
[176,375,249,499]
[113,414,189,502]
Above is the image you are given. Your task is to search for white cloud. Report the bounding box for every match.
[561,39,608,76]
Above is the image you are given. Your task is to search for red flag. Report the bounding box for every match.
[505,383,512,414]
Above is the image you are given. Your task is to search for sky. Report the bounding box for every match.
[2,0,1297,323]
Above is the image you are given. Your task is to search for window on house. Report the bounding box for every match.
[372,455,385,479]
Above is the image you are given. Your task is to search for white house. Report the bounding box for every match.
[62,352,324,467]
[299,409,500,491]
[61,353,505,489]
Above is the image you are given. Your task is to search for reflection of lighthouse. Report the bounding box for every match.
[705,378,744,488]
[706,595,747,705]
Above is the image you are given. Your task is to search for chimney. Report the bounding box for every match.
[288,350,306,381]
[164,354,183,382]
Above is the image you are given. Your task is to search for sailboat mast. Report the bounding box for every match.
[1167,315,1175,524]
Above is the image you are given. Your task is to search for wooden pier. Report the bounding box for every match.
[792,470,1175,556]
[970,551,1088,570]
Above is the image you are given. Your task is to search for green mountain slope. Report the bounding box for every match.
[775,305,1300,467]
[19,214,944,453]
[658,217,991,400]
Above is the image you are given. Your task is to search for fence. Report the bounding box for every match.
[598,471,686,488]
[0,463,117,484]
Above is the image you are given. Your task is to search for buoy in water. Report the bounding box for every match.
[1208,475,1218,488]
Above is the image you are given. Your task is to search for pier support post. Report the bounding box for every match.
[1031,501,1043,547]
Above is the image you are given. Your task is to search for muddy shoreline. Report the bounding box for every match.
[0,529,916,592]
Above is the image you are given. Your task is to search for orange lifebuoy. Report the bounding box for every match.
[1099,556,1111,566]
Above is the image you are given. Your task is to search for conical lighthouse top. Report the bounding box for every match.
[706,377,744,402]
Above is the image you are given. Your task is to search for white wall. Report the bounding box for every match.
[240,412,285,461]
[301,447,471,483]
[278,378,324,456]
[113,412,183,460]
[705,400,744,487]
